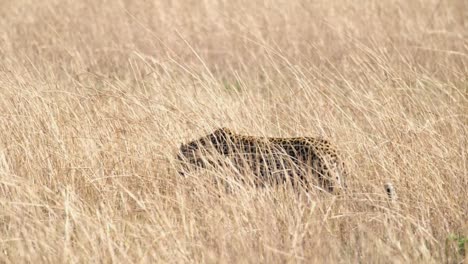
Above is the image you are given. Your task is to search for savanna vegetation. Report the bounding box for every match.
[0,0,466,262]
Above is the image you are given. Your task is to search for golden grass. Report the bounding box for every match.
[0,0,467,262]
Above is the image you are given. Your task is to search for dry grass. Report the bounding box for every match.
[0,0,467,263]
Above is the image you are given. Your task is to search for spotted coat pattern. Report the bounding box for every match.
[177,128,347,193]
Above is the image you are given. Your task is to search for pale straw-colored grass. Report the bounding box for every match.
[0,0,466,262]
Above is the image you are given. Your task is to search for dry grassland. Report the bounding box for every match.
[0,0,467,263]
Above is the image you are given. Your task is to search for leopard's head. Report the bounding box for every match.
[177,127,232,176]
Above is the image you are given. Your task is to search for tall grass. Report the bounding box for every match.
[0,0,466,262]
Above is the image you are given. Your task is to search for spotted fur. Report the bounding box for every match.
[176,128,348,193]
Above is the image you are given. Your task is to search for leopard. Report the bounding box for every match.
[176,127,347,194]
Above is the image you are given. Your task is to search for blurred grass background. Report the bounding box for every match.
[0,0,466,262]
